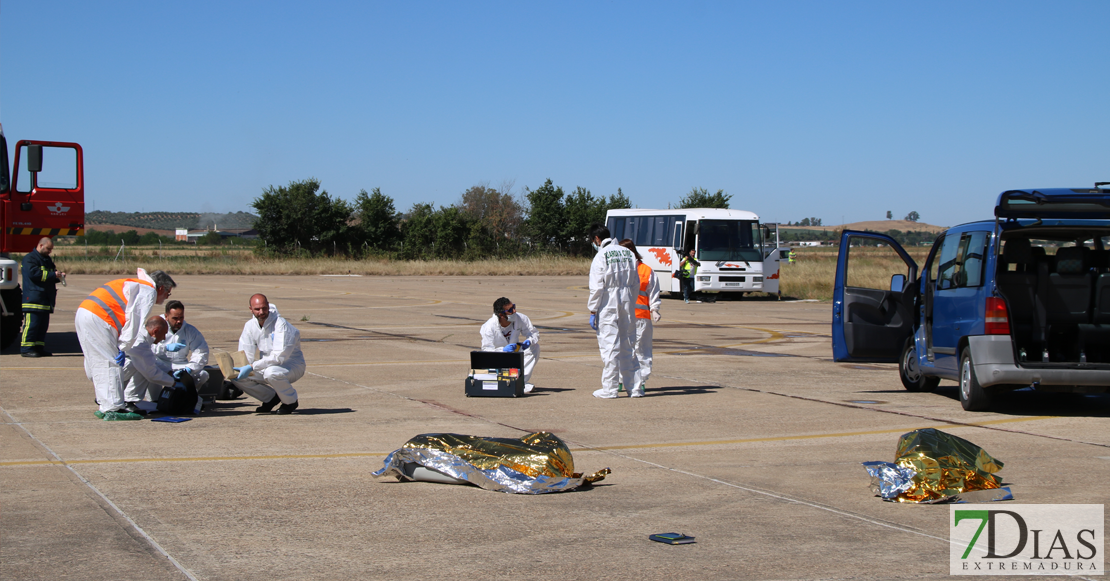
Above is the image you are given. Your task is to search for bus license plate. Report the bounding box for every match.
[724,282,741,287]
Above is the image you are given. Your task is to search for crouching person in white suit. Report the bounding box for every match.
[121,316,179,415]
[229,293,304,415]
[152,300,210,391]
[480,297,540,393]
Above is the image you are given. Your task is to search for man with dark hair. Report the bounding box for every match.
[120,315,180,415]
[20,237,64,357]
[229,293,304,414]
[76,268,176,421]
[586,224,641,398]
[480,297,540,392]
[127,299,210,403]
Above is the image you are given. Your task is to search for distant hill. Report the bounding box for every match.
[86,211,258,231]
[780,219,946,234]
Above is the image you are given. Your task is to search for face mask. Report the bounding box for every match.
[506,313,518,323]
[592,242,600,251]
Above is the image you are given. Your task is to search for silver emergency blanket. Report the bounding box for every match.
[862,461,916,500]
[862,428,1012,503]
[372,432,609,495]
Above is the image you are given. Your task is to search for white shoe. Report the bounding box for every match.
[524,383,534,393]
[630,384,645,398]
[592,388,618,399]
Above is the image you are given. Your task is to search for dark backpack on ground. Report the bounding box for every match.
[156,372,200,415]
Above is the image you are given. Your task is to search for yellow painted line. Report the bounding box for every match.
[590,416,1056,451]
[313,358,468,367]
[0,452,389,467]
[0,416,1056,468]
[5,367,85,370]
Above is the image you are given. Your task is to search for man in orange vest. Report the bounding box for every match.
[75,268,177,420]
[619,240,661,395]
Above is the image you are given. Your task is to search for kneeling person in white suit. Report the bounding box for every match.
[122,316,180,415]
[152,300,210,391]
[230,293,304,414]
[480,297,540,393]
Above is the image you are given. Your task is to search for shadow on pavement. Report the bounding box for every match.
[644,385,721,397]
[867,385,1110,418]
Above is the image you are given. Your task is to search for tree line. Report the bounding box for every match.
[251,179,733,259]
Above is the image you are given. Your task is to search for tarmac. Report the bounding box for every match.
[2,274,1108,580]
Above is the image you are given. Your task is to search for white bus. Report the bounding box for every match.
[604,208,786,298]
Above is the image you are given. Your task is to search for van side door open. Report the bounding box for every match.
[832,231,918,362]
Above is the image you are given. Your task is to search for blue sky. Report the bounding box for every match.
[2,1,1107,227]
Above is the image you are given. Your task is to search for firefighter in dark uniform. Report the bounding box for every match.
[21,237,65,357]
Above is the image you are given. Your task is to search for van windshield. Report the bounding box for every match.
[697,220,762,261]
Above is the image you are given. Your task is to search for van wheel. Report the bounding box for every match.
[959,347,992,411]
[900,339,939,392]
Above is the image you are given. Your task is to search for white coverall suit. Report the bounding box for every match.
[75,268,159,413]
[480,312,540,385]
[122,329,177,404]
[588,238,642,397]
[127,317,210,402]
[632,261,662,386]
[230,303,304,405]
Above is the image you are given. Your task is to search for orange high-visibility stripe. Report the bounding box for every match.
[78,278,153,333]
[635,262,652,319]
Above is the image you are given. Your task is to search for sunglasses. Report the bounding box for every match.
[499,304,516,316]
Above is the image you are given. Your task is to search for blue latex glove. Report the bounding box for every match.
[501,344,516,353]
[114,350,126,366]
[521,339,531,349]
[172,369,188,380]
[234,365,252,380]
[589,314,598,331]
[165,342,187,352]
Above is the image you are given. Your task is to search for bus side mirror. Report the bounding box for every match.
[27,145,43,173]
[890,274,906,293]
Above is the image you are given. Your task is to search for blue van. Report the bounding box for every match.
[832,185,1110,411]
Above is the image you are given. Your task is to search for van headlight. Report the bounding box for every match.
[698,276,710,282]
[754,277,763,283]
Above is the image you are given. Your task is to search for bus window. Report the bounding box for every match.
[607,217,625,242]
[652,216,667,245]
[697,220,763,261]
[635,216,654,246]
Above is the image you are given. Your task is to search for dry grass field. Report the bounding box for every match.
[45,245,932,301]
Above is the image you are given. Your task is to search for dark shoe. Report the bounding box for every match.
[122,402,148,416]
[276,400,299,415]
[37,349,53,357]
[255,395,281,413]
[21,351,42,358]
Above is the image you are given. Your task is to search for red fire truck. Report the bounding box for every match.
[0,124,85,349]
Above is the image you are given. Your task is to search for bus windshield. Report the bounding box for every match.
[697,220,762,261]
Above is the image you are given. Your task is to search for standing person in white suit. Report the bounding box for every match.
[75,268,176,421]
[229,293,304,414]
[586,223,642,399]
[479,297,540,393]
[618,239,661,392]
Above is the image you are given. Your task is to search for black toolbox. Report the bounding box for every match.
[465,351,525,397]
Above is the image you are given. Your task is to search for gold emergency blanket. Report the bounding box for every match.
[864,428,1005,503]
[372,432,610,494]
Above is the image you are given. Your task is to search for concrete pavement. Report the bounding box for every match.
[2,274,1107,580]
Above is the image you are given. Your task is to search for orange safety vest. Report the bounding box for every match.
[79,278,153,333]
[635,262,653,319]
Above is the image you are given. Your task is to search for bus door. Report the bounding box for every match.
[761,223,782,297]
[671,219,697,292]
